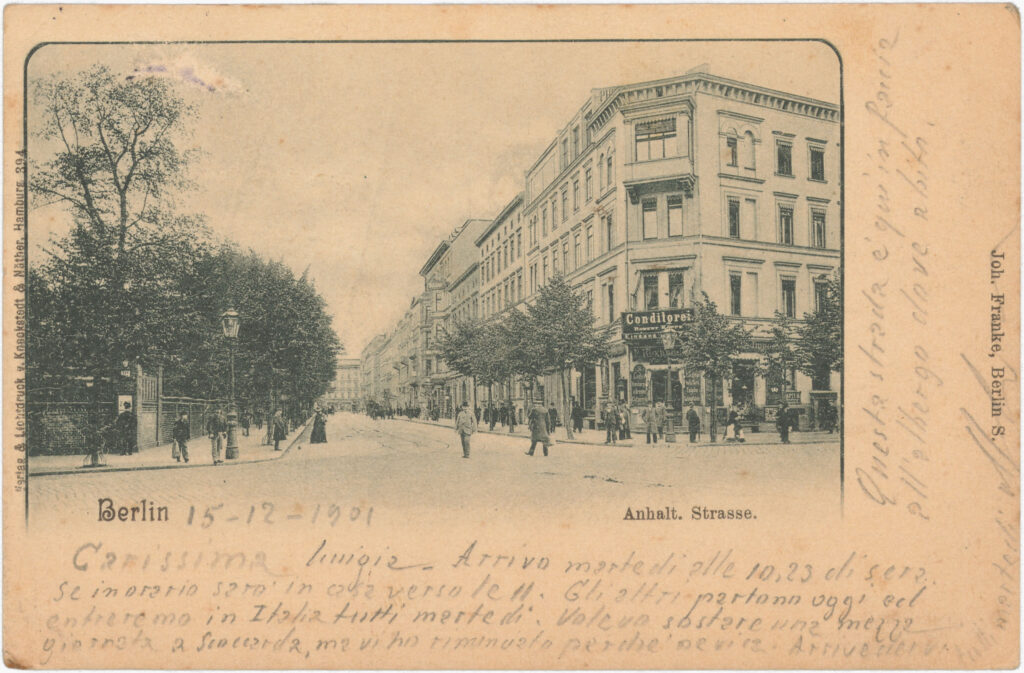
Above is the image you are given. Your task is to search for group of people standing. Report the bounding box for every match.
[601,401,632,445]
[480,402,520,433]
[167,406,290,466]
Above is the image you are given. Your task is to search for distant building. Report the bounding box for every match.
[324,358,361,411]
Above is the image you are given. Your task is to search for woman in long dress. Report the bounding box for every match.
[310,409,327,444]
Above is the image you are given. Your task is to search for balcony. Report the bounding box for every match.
[623,157,694,203]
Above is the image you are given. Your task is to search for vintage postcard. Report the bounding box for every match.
[2,3,1019,669]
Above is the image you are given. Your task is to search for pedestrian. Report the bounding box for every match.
[571,400,584,433]
[272,409,288,451]
[725,407,739,442]
[239,409,251,437]
[310,407,327,443]
[618,401,631,440]
[686,405,701,443]
[487,404,497,431]
[255,411,263,431]
[777,403,791,444]
[548,403,559,434]
[172,411,191,463]
[206,406,226,465]
[499,405,508,428]
[526,403,551,456]
[643,402,659,444]
[455,401,475,458]
[474,406,481,423]
[603,402,620,444]
[654,401,667,441]
[115,401,137,455]
[506,401,517,433]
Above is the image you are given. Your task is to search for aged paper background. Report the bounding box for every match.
[3,3,1019,669]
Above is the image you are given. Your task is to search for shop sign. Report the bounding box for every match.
[629,345,685,362]
[683,372,702,405]
[630,365,648,404]
[621,309,693,341]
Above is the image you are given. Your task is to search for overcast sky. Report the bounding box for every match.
[28,41,838,357]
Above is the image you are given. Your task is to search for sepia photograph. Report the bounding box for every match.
[24,40,842,525]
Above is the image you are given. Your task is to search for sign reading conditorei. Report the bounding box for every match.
[621,309,694,341]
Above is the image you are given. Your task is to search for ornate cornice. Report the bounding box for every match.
[590,73,839,136]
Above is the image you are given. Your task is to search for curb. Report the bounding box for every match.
[397,417,836,449]
[28,416,313,478]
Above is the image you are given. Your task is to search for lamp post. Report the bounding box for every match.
[660,331,677,442]
[221,308,241,459]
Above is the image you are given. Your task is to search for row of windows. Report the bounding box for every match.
[527,214,616,296]
[727,272,830,319]
[775,139,827,182]
[482,228,523,284]
[641,195,684,239]
[724,195,829,248]
[527,152,614,248]
[640,271,687,310]
[481,269,524,318]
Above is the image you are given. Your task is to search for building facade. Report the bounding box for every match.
[418,219,491,418]
[362,68,840,430]
[517,68,839,428]
[324,358,361,411]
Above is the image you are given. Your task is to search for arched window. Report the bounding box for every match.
[598,153,604,187]
[606,153,614,186]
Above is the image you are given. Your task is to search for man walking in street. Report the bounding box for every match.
[686,405,701,443]
[571,400,585,433]
[455,401,475,459]
[643,402,659,444]
[172,411,191,463]
[506,401,517,433]
[547,403,558,434]
[206,407,226,465]
[526,403,551,457]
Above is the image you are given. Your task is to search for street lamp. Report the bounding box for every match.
[220,308,241,459]
[660,331,677,442]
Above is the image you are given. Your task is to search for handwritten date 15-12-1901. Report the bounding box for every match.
[186,502,372,529]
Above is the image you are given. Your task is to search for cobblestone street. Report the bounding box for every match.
[28,412,840,529]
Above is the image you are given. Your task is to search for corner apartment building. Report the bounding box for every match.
[517,67,839,428]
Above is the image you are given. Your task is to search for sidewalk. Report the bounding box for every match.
[401,416,839,448]
[29,419,311,477]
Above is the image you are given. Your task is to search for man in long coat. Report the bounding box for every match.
[686,405,701,443]
[525,403,551,457]
[642,402,659,444]
[115,402,137,455]
[455,401,475,459]
[206,407,226,464]
[777,403,792,444]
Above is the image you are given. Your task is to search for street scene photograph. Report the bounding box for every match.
[24,40,842,526]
